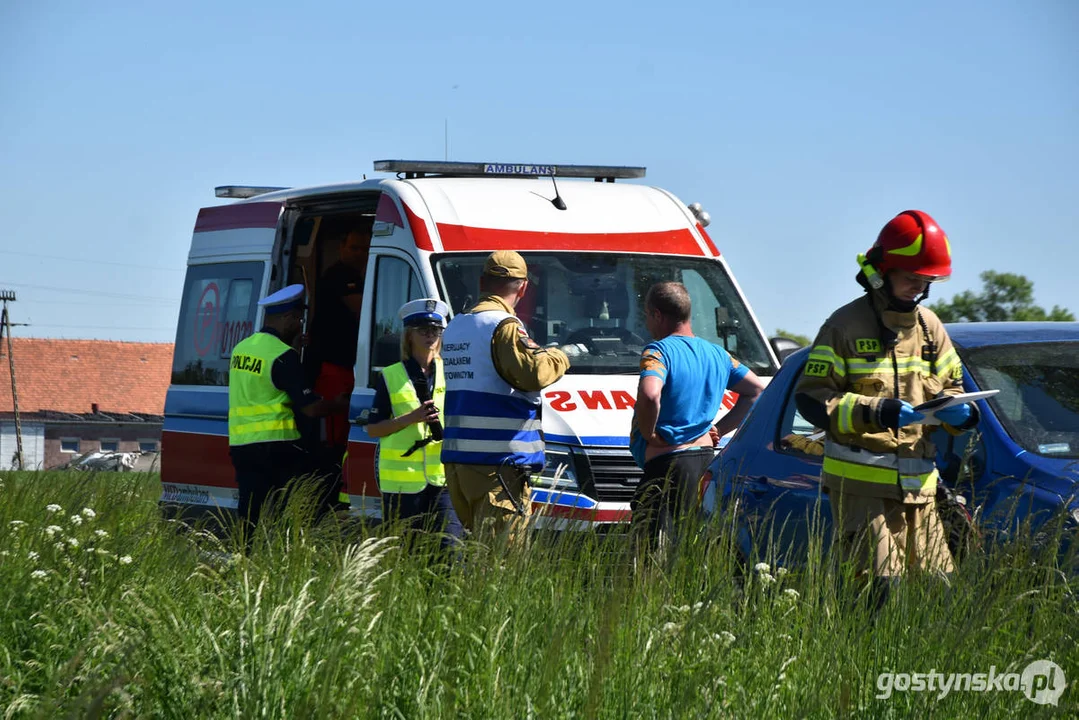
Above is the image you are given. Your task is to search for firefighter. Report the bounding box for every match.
[228,284,348,548]
[440,251,570,546]
[365,299,463,552]
[795,210,979,607]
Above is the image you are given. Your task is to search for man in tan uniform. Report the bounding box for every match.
[795,210,979,608]
[440,251,570,545]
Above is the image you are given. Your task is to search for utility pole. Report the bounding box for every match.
[0,290,23,471]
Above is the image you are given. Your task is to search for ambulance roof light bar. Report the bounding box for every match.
[215,185,290,199]
[373,160,646,182]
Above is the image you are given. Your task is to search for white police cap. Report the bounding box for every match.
[258,284,306,315]
[399,298,449,327]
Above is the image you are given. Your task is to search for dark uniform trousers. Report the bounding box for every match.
[230,441,317,543]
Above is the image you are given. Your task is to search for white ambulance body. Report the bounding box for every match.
[161,161,781,528]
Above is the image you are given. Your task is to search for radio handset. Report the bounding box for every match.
[401,369,443,457]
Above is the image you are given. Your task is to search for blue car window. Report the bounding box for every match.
[776,359,826,457]
[964,341,1079,459]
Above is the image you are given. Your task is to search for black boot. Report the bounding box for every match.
[870,576,901,616]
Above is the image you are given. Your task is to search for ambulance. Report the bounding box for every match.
[161,160,785,529]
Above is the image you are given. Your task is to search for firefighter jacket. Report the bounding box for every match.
[795,289,976,504]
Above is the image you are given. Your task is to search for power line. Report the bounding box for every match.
[0,249,183,273]
[1,282,177,304]
[21,298,179,308]
[23,324,174,331]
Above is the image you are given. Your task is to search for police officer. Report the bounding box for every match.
[441,251,570,545]
[228,284,348,546]
[795,211,979,607]
[365,298,463,552]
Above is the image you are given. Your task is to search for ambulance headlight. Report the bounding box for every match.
[533,444,580,491]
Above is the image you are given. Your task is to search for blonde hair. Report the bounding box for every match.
[400,326,443,362]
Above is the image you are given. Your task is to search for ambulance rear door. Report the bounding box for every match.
[161,201,284,513]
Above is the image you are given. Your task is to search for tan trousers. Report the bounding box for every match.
[445,463,531,547]
[834,493,955,577]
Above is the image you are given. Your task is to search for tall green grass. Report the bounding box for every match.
[1,470,1075,718]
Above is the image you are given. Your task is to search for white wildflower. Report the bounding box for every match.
[716,631,736,646]
[45,525,63,537]
[96,548,112,557]
[85,547,96,554]
[66,537,80,548]
[119,555,133,565]
[27,551,39,561]
[54,542,66,553]
[662,622,681,635]
[783,588,800,601]
[759,572,776,586]
[69,514,84,526]
[45,504,62,513]
[754,562,770,573]
[94,529,109,539]
[31,570,48,580]
[0,551,9,558]
[80,508,96,519]
[693,601,704,613]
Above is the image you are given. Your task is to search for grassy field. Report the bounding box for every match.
[0,470,1076,718]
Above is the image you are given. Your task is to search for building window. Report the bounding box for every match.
[138,439,159,453]
[60,438,80,454]
[99,439,120,452]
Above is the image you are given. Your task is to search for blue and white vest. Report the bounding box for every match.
[441,309,545,470]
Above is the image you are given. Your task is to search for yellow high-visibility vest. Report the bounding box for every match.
[377,360,445,493]
[228,333,300,446]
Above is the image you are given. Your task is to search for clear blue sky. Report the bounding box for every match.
[1,0,1075,344]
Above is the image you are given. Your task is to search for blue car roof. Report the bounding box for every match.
[781,322,1079,363]
[943,322,1079,349]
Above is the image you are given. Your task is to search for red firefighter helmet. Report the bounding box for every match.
[867,210,952,280]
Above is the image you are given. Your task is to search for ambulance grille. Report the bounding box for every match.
[583,450,641,503]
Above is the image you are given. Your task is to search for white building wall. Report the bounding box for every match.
[0,421,45,470]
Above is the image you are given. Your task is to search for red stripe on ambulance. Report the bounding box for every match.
[402,202,434,251]
[435,224,706,256]
[194,202,282,233]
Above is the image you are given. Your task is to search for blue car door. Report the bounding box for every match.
[734,356,832,566]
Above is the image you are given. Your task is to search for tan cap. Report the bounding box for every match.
[482,250,528,279]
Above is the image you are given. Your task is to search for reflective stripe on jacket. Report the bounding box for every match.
[441,308,544,470]
[228,333,300,446]
[377,361,446,493]
[797,292,965,502]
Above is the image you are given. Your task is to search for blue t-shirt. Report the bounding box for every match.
[629,335,748,468]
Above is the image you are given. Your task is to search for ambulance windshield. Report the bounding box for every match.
[432,252,776,375]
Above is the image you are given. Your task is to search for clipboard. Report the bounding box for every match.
[914,390,999,425]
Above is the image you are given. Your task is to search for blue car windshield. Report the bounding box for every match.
[964,341,1079,459]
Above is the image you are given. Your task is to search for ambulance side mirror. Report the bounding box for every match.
[770,336,804,364]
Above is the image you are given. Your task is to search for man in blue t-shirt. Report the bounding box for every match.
[630,281,765,551]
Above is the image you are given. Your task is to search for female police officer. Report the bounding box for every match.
[365,299,463,552]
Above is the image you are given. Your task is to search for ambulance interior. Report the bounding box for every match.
[433,252,776,374]
[285,201,376,383]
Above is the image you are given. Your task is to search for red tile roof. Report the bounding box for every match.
[0,339,173,415]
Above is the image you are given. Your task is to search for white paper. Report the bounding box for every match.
[914,390,1000,425]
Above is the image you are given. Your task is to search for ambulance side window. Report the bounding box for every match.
[368,255,423,386]
[172,261,265,386]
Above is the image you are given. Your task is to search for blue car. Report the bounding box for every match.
[706,322,1079,567]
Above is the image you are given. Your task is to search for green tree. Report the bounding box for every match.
[929,271,1074,323]
[774,328,812,347]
